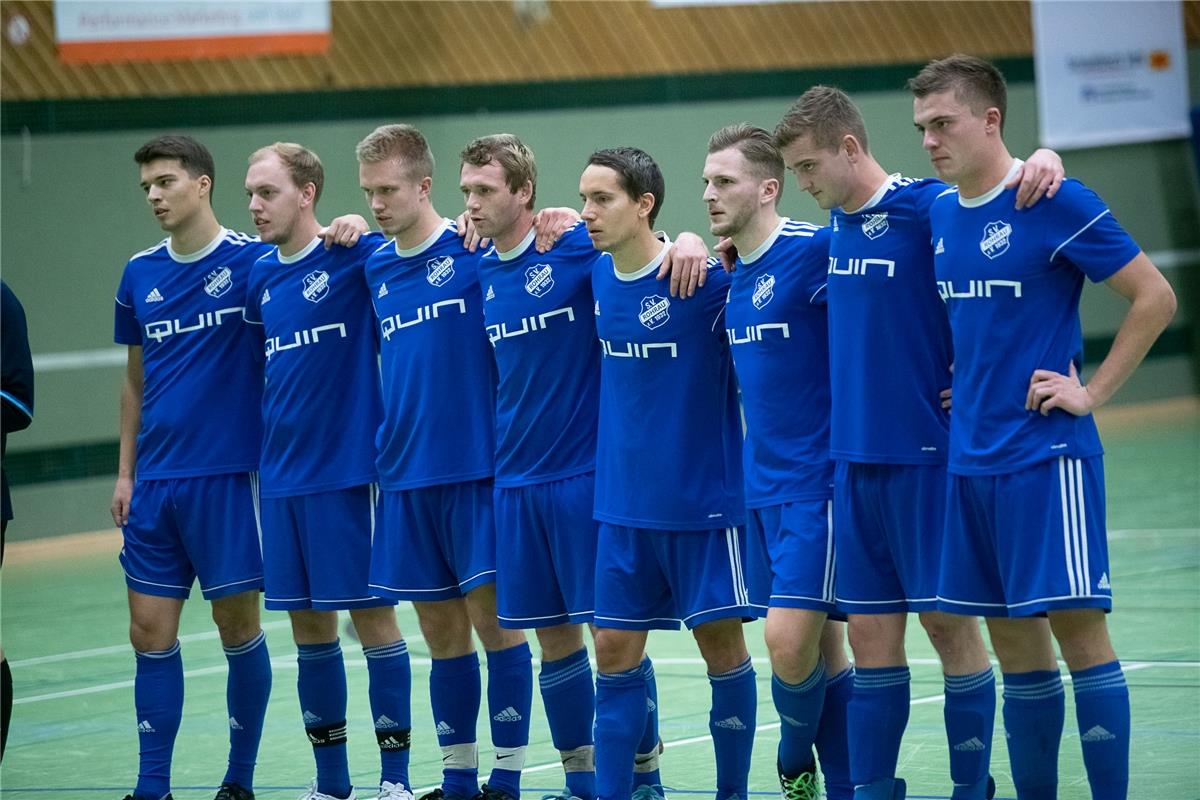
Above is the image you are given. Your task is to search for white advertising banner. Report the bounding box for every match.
[1032,0,1190,149]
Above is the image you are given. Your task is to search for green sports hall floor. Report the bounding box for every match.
[1,398,1197,799]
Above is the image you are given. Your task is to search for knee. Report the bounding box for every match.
[129,614,176,652]
[594,628,643,673]
[289,610,338,644]
[536,624,585,662]
[415,601,474,657]
[848,615,905,666]
[211,595,261,646]
[694,621,749,674]
[1049,611,1114,670]
[350,606,402,648]
[764,620,820,678]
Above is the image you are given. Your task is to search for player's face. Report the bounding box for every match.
[913,89,989,184]
[702,147,762,238]
[245,153,305,245]
[360,158,425,237]
[579,164,643,252]
[138,158,208,231]
[779,134,853,210]
[459,160,526,240]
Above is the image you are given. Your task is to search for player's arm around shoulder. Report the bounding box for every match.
[1007,148,1065,209]
[656,231,712,299]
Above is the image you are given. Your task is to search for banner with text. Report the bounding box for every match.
[55,1,330,64]
[1032,0,1190,149]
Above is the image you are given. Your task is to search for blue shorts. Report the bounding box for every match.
[940,456,1112,617]
[495,473,597,629]
[745,499,840,619]
[120,473,263,600]
[260,483,392,611]
[833,462,945,614]
[594,524,752,631]
[369,479,496,602]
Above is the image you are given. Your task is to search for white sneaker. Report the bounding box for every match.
[377,782,415,800]
[298,780,358,800]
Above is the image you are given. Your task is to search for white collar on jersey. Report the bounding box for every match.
[614,239,670,282]
[497,225,537,261]
[167,226,229,263]
[959,159,1023,208]
[396,218,454,258]
[277,236,322,264]
[845,173,901,215]
[739,217,789,265]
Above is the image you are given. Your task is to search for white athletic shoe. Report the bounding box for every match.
[377,782,415,800]
[298,781,358,800]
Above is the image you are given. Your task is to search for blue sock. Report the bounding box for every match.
[431,652,482,799]
[595,666,646,800]
[944,668,996,798]
[365,639,412,788]
[1002,670,1064,800]
[1071,661,1130,800]
[773,658,826,775]
[487,643,533,798]
[222,631,271,791]
[133,641,183,800]
[814,666,853,800]
[633,656,662,788]
[848,666,910,786]
[297,640,350,799]
[709,657,756,800]
[539,648,596,800]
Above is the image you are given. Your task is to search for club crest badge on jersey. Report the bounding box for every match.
[980,221,1012,260]
[638,295,670,330]
[752,274,775,309]
[525,263,554,298]
[203,266,233,298]
[427,256,455,287]
[302,270,330,303]
[862,213,889,240]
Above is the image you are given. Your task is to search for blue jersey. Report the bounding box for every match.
[365,220,496,490]
[479,221,604,487]
[114,228,269,479]
[828,175,952,464]
[592,245,744,530]
[930,169,1139,475]
[243,233,386,498]
[726,219,833,507]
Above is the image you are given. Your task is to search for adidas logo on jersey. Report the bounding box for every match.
[137,719,155,733]
[302,710,322,725]
[935,238,945,255]
[228,716,243,730]
[1081,725,1116,742]
[436,720,456,735]
[378,282,389,298]
[261,288,271,304]
[145,288,164,303]
[486,284,495,301]
[493,706,523,722]
[1098,573,1111,590]
[953,736,986,752]
[375,714,399,729]
[713,716,746,730]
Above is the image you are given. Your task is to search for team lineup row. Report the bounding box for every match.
[110,54,1176,800]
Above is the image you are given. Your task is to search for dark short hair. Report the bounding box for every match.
[460,133,537,209]
[585,147,665,228]
[774,85,869,153]
[907,54,1008,132]
[707,123,785,202]
[134,134,216,199]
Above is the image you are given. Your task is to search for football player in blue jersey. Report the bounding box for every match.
[702,123,853,800]
[910,55,1176,800]
[354,124,535,800]
[772,88,1064,800]
[582,147,755,800]
[241,142,410,800]
[112,135,279,800]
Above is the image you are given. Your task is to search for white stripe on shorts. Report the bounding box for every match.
[1058,457,1079,596]
[249,472,263,558]
[724,527,749,607]
[823,500,835,604]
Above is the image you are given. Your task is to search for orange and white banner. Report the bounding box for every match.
[54,1,330,64]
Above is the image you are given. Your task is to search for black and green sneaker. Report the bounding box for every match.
[778,761,821,800]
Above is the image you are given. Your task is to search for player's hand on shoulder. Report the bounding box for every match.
[941,363,954,411]
[658,232,710,299]
[1026,361,1094,417]
[533,207,581,253]
[321,214,370,249]
[1010,148,1064,210]
[455,211,490,253]
[111,475,134,527]
[715,237,738,273]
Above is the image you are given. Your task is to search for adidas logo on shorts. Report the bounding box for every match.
[303,710,322,725]
[954,737,986,752]
[137,719,155,733]
[1098,573,1111,590]
[376,714,399,729]
[1081,725,1116,742]
[493,706,523,722]
[436,720,456,735]
[713,716,746,730]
